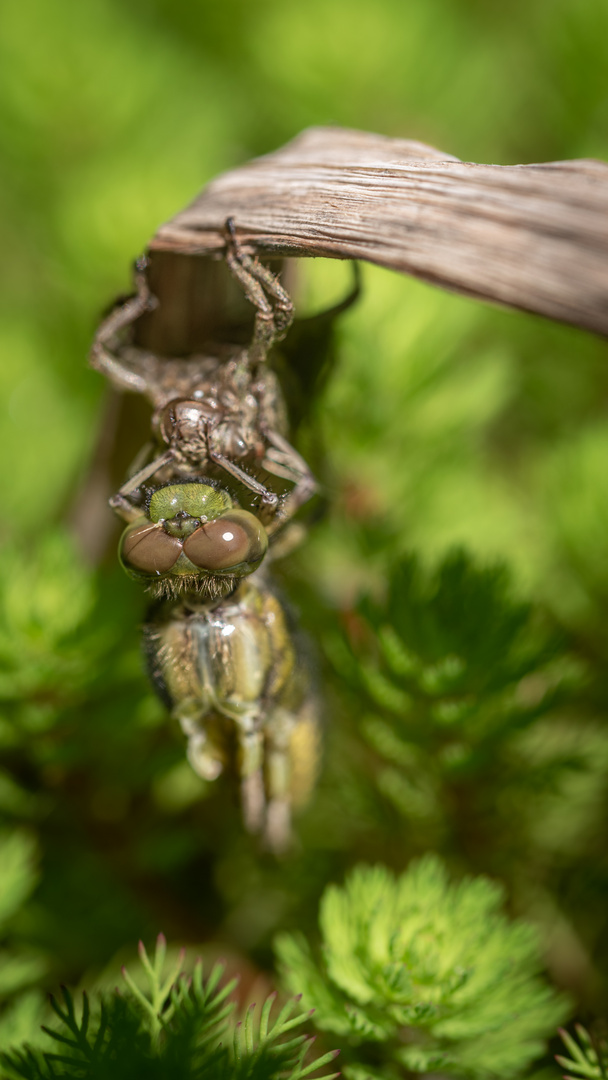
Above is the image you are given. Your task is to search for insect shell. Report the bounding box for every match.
[92,247,317,536]
[120,477,319,853]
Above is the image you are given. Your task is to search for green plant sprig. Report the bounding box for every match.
[277,854,568,1080]
[1,934,340,1080]
[556,1024,608,1080]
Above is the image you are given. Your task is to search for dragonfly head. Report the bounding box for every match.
[154,398,216,448]
[118,479,268,599]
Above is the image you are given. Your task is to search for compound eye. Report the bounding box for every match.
[119,519,182,576]
[158,398,216,444]
[183,510,268,573]
[158,399,199,444]
[149,483,232,523]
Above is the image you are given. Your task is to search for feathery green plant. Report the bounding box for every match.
[326,549,590,875]
[1,0,608,1075]
[0,533,98,709]
[557,1024,608,1080]
[332,549,569,791]
[0,831,45,1050]
[1,934,340,1080]
[276,854,567,1080]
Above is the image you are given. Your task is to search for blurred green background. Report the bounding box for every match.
[1,0,608,1059]
[2,0,608,614]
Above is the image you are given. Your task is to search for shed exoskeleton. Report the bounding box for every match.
[91,220,317,535]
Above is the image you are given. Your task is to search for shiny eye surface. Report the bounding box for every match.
[183,510,268,573]
[149,483,232,523]
[158,398,214,444]
[119,519,182,576]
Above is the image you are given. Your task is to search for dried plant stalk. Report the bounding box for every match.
[146,125,608,337]
[80,127,608,561]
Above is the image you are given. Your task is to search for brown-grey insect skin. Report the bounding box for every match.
[90,236,317,535]
[120,349,288,489]
[143,570,319,852]
[91,228,333,851]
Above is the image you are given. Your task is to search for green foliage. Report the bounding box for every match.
[0,532,99,725]
[556,1024,608,1080]
[1,1,608,1077]
[0,832,45,1050]
[1,935,339,1080]
[323,549,600,880]
[277,855,567,1080]
[0,833,38,929]
[334,548,561,740]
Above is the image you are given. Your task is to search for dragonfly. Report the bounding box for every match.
[90,220,356,850]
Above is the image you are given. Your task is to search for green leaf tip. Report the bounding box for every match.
[556,1024,608,1080]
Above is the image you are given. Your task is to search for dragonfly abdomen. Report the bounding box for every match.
[143,577,320,850]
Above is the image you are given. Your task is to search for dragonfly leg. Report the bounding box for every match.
[180,715,225,782]
[224,218,294,365]
[264,707,296,854]
[265,697,321,853]
[236,715,266,835]
[261,429,317,535]
[109,448,176,522]
[205,424,280,514]
[90,256,158,394]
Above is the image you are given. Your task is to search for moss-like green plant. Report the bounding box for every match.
[276,854,567,1080]
[324,550,596,882]
[331,549,573,803]
[1,935,339,1080]
[0,831,45,1046]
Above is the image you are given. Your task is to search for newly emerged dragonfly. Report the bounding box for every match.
[119,476,318,851]
[90,222,354,850]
